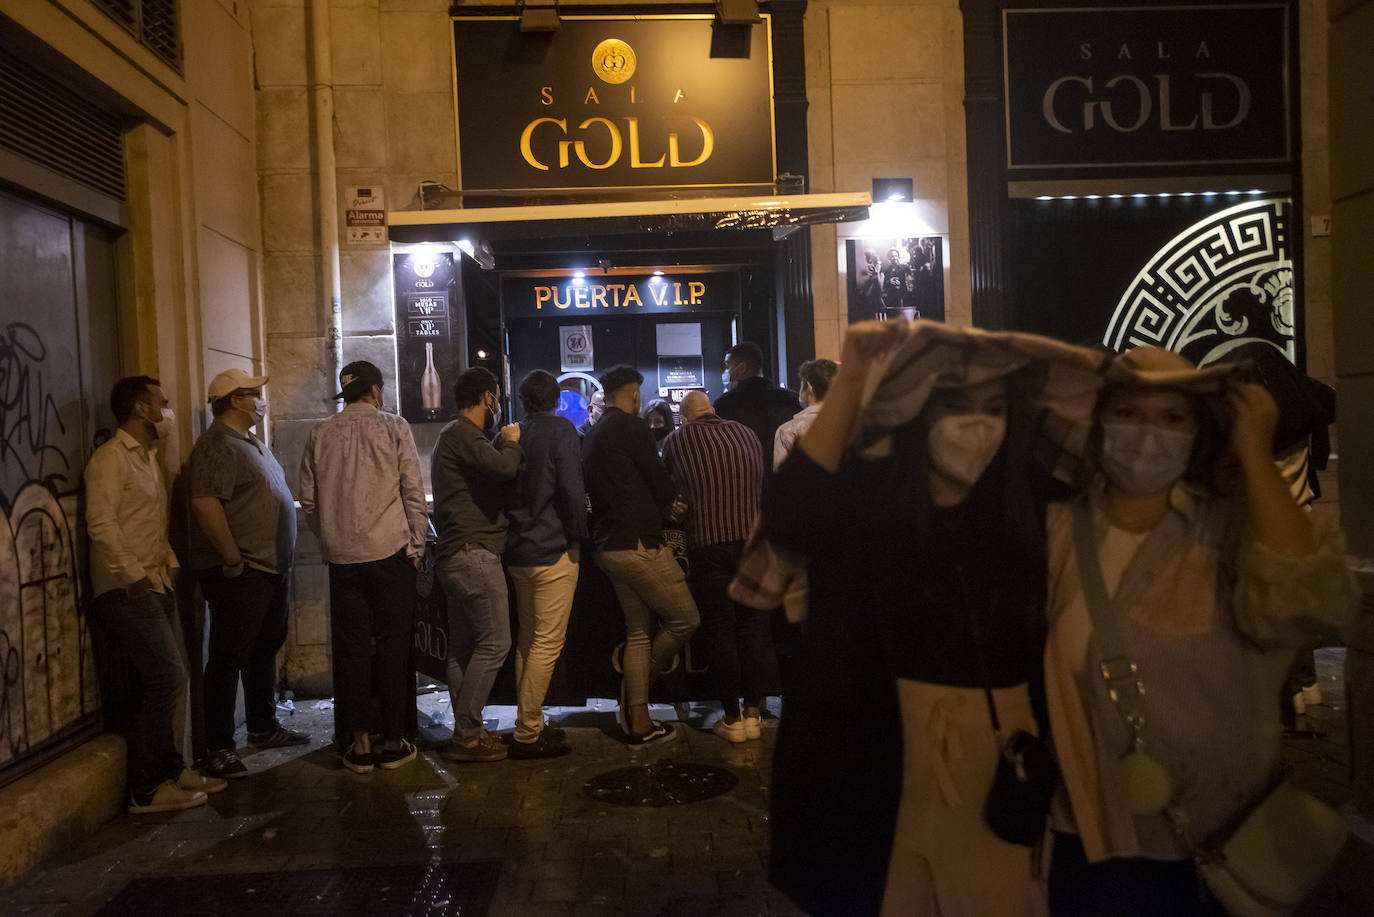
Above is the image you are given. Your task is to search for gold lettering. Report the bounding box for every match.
[585,86,600,105]
[689,281,705,305]
[650,282,669,306]
[673,89,686,103]
[552,286,571,310]
[607,283,626,307]
[520,117,566,171]
[624,284,643,307]
[626,118,664,168]
[540,86,554,105]
[630,86,640,103]
[673,282,683,305]
[669,118,714,168]
[573,117,622,170]
[591,285,609,309]
[535,287,552,310]
[574,287,589,308]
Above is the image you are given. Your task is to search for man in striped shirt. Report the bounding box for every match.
[660,391,778,743]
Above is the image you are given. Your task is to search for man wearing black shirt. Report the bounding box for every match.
[582,365,699,746]
[715,342,802,459]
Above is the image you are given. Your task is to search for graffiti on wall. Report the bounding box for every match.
[0,322,97,772]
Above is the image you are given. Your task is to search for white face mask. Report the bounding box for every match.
[1099,422,1195,496]
[928,414,1006,487]
[721,368,733,391]
[153,408,175,441]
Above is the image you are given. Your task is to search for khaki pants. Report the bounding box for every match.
[508,552,580,742]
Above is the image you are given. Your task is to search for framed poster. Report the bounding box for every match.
[393,251,460,423]
[845,237,945,324]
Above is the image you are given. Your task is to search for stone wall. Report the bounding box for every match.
[804,0,970,362]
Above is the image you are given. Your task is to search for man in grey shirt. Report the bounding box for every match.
[431,367,522,762]
[299,361,428,774]
[188,369,306,781]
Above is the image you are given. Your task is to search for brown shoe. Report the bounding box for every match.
[447,731,508,762]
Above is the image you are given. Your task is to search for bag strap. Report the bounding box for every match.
[956,565,1003,736]
[1071,500,1151,755]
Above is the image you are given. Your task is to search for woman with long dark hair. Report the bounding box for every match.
[756,321,1103,917]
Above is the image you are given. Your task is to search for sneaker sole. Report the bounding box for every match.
[129,796,208,814]
[343,761,375,774]
[378,750,417,770]
[627,724,678,748]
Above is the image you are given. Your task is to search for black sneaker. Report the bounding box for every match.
[376,740,417,770]
[203,748,249,779]
[342,743,375,774]
[626,722,677,748]
[508,731,572,760]
[247,724,311,748]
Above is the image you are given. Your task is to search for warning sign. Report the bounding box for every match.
[344,186,386,245]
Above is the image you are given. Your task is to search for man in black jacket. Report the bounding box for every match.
[715,342,801,459]
[583,365,699,747]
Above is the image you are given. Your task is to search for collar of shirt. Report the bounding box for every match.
[211,417,265,452]
[342,401,379,416]
[115,427,151,458]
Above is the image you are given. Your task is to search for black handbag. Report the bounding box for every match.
[959,567,1059,848]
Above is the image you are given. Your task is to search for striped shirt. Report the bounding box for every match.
[660,414,763,549]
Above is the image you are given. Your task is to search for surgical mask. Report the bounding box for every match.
[1099,422,1195,496]
[928,414,1006,486]
[251,399,267,424]
[721,369,732,391]
[153,408,175,441]
[486,397,501,428]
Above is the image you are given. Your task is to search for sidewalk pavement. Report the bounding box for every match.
[2,649,1370,916]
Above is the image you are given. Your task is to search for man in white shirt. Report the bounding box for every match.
[772,359,838,469]
[86,376,225,813]
[299,361,428,773]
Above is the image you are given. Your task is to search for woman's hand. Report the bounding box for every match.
[799,321,906,473]
[839,320,907,377]
[1228,382,1279,467]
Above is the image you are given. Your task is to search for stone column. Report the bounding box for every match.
[1328,0,1374,819]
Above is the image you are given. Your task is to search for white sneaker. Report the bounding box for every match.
[1293,692,1307,716]
[129,780,207,814]
[177,768,227,795]
[1300,683,1323,707]
[743,715,762,740]
[713,717,748,744]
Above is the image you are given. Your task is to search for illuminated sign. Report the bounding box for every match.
[503,273,739,319]
[1003,5,1290,170]
[453,16,776,192]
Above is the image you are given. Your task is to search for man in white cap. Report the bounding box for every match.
[188,368,305,780]
[299,361,427,773]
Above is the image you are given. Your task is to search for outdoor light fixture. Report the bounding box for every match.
[518,0,560,32]
[872,178,914,203]
[714,0,760,24]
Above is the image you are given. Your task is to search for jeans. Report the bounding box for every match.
[508,551,580,742]
[1049,832,1224,917]
[329,550,416,744]
[440,547,512,743]
[90,589,187,798]
[688,541,778,719]
[198,567,290,751]
[596,543,700,708]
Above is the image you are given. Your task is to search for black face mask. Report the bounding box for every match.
[651,425,670,442]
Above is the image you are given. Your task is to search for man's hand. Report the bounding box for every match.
[667,497,688,523]
[221,559,246,579]
[1228,382,1279,467]
[126,577,154,599]
[500,423,522,443]
[839,320,906,375]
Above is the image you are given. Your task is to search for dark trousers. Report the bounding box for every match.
[1049,832,1224,917]
[90,589,187,798]
[198,567,289,750]
[329,550,416,744]
[687,541,778,720]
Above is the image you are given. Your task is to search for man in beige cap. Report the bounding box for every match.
[188,368,305,780]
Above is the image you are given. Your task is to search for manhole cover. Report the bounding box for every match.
[584,759,738,807]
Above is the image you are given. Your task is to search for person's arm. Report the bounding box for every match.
[458,422,523,481]
[84,450,152,595]
[797,321,906,472]
[191,497,244,575]
[1230,382,1316,556]
[396,420,429,563]
[773,422,793,470]
[553,422,589,547]
[298,431,320,539]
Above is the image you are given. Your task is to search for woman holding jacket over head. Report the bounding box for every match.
[755,320,1106,917]
[1042,346,1357,916]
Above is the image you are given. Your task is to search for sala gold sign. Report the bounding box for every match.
[520,37,714,173]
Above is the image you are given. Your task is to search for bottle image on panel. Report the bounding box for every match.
[421,342,442,420]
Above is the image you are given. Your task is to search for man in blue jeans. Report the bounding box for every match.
[431,367,523,762]
[86,376,226,812]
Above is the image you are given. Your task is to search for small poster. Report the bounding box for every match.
[345,186,387,245]
[846,237,945,324]
[560,324,594,372]
[658,355,704,389]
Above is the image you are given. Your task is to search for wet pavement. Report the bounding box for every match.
[3,650,1371,916]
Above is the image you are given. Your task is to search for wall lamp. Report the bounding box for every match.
[872,177,914,203]
[715,0,760,24]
